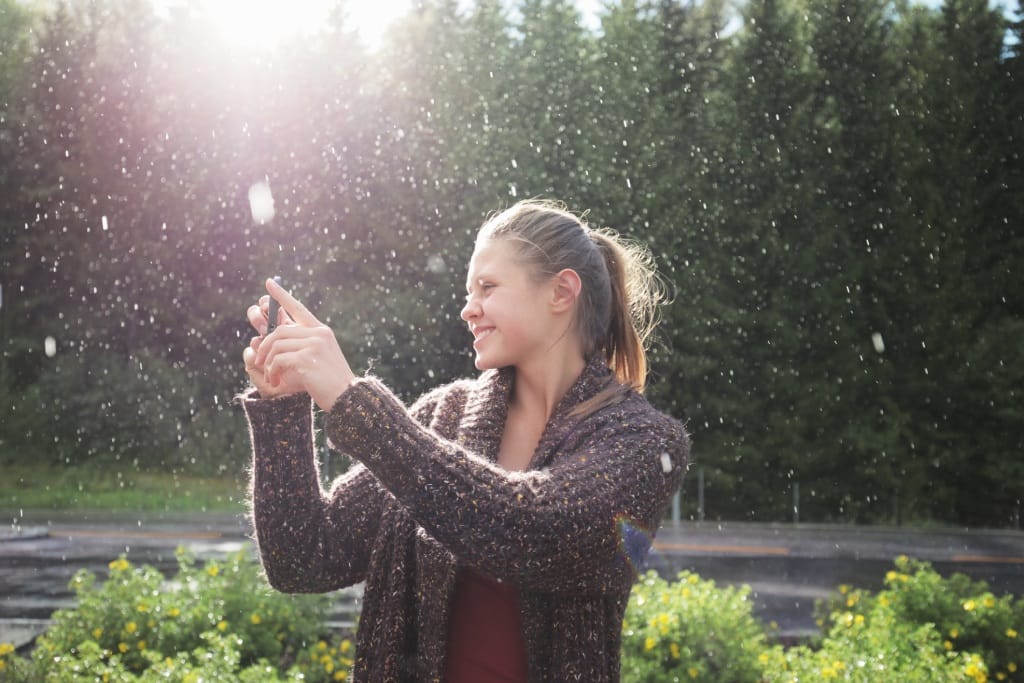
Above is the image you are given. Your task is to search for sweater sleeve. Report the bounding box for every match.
[325,378,690,593]
[243,389,387,593]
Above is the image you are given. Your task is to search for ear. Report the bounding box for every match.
[549,268,582,313]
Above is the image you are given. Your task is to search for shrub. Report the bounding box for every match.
[621,570,768,682]
[812,556,1022,682]
[761,600,988,683]
[8,548,353,682]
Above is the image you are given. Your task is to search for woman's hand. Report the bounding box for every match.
[242,278,356,411]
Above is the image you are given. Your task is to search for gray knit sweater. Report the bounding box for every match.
[243,355,690,682]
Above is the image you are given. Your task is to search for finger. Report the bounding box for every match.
[264,348,307,389]
[247,305,267,336]
[267,277,319,327]
[243,346,259,372]
[258,333,315,373]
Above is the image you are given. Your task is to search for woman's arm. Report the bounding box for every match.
[244,390,387,593]
[325,378,690,593]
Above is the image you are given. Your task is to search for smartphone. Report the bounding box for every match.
[266,276,282,333]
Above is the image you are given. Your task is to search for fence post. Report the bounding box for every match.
[793,482,800,524]
[697,468,705,522]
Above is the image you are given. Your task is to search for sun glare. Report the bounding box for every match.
[157,0,418,50]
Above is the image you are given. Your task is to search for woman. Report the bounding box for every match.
[241,199,690,682]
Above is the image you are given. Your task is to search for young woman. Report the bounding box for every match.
[240,199,690,682]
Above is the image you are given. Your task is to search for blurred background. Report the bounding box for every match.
[0,0,1021,527]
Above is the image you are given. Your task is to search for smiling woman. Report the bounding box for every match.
[153,0,416,49]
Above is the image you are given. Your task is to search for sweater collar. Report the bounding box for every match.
[456,354,615,466]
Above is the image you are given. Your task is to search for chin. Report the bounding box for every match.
[473,351,508,372]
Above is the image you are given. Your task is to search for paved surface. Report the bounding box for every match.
[2,510,1022,650]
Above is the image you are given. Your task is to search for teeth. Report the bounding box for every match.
[474,328,493,342]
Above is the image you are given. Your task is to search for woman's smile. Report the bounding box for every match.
[472,326,495,347]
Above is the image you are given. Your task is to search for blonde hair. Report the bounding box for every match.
[477,199,666,411]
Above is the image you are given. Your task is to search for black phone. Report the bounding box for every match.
[267,276,282,333]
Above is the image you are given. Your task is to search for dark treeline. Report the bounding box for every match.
[0,0,1021,526]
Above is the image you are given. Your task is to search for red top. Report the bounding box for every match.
[444,567,528,683]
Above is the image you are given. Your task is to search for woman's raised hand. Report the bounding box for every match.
[243,278,356,411]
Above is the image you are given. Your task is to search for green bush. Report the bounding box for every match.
[621,570,768,682]
[4,552,1020,682]
[762,597,988,683]
[815,556,1022,683]
[1,548,354,682]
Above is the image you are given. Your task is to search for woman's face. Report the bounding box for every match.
[460,238,555,371]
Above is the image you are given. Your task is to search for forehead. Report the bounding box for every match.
[466,239,521,285]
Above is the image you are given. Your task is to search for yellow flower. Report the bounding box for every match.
[839,584,849,594]
[963,599,977,612]
[944,640,953,651]
[92,628,103,640]
[137,602,149,613]
[878,594,890,607]
[250,613,262,625]
[687,574,699,585]
[108,558,131,572]
[983,596,995,608]
[885,571,898,583]
[650,613,672,634]
[759,652,771,664]
[688,667,699,679]
[822,666,836,678]
[951,628,960,638]
[0,662,6,672]
[317,640,328,651]
[846,594,859,607]
[168,607,180,617]
[670,643,681,659]
[854,614,865,626]
[324,659,335,673]
[644,636,656,652]
[334,672,347,681]
[1006,628,1018,639]
[0,643,12,657]
[137,640,146,651]
[206,565,220,577]
[217,620,228,632]
[1008,663,1017,673]
[125,622,137,634]
[996,673,1006,681]
[118,642,129,653]
[340,640,352,654]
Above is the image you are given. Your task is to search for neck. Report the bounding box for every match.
[511,340,587,422]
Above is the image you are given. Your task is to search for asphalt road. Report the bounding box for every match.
[2,509,1023,649]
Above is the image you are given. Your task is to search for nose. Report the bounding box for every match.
[460,296,479,323]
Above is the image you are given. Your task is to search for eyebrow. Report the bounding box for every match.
[465,274,493,293]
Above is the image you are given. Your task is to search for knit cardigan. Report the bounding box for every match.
[243,355,690,682]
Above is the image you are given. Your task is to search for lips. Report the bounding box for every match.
[472,326,494,347]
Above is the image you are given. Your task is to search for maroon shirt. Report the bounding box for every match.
[444,568,528,683]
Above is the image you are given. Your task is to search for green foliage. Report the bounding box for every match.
[761,607,988,683]
[816,556,1024,683]
[3,554,1022,682]
[9,549,352,682]
[621,570,768,682]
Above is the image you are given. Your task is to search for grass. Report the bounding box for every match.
[0,463,247,512]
